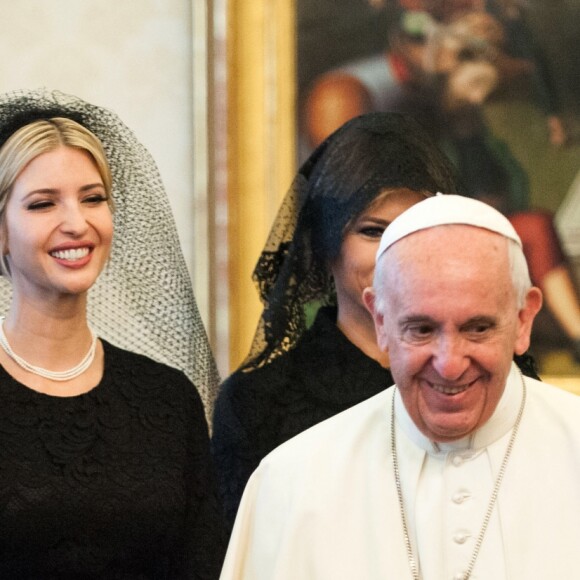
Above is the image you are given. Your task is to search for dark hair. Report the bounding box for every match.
[300,112,459,266]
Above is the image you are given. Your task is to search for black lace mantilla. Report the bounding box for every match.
[244,112,461,370]
[0,340,226,579]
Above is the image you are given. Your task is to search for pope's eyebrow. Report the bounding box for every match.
[398,315,437,326]
[460,316,498,330]
[398,315,499,330]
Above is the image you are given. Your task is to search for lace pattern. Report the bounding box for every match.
[0,340,226,578]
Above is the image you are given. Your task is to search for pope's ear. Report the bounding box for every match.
[363,287,388,352]
[362,286,376,317]
[514,286,543,355]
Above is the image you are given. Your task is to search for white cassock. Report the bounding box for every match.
[220,364,580,580]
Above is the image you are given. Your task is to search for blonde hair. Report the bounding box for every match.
[0,117,113,217]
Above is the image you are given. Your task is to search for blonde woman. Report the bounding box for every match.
[0,90,225,579]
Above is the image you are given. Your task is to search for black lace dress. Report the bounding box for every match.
[212,307,394,529]
[0,340,226,579]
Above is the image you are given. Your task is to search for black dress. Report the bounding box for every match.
[212,307,394,529]
[0,340,226,579]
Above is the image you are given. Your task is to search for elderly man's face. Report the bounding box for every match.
[367,225,540,442]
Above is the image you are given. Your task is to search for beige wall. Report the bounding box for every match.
[0,0,209,311]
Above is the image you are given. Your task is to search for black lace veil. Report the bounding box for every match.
[0,88,220,421]
[244,112,460,370]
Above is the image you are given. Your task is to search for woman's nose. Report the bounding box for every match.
[59,203,89,235]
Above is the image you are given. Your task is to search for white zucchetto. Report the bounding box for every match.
[376,193,522,261]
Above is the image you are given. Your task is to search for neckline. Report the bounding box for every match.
[0,338,111,400]
[394,363,524,453]
[314,307,390,368]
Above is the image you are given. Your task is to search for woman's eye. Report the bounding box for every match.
[359,226,385,238]
[27,200,54,211]
[82,194,108,205]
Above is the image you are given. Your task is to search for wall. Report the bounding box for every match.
[0,0,208,316]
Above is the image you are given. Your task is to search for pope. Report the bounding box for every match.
[219,194,580,580]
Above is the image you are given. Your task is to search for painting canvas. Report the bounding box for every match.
[296,0,580,375]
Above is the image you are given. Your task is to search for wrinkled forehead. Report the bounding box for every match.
[375,226,516,319]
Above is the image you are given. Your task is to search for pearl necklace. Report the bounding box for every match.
[391,370,527,580]
[0,317,97,381]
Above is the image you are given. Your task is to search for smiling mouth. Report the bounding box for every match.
[430,381,474,395]
[50,248,91,261]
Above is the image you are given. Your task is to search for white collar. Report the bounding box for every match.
[394,363,524,454]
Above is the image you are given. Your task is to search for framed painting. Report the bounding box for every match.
[295,0,580,379]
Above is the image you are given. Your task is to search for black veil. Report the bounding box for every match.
[245,112,459,369]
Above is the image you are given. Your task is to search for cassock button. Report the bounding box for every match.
[453,532,469,544]
[453,491,469,504]
[453,572,467,580]
[452,455,463,466]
